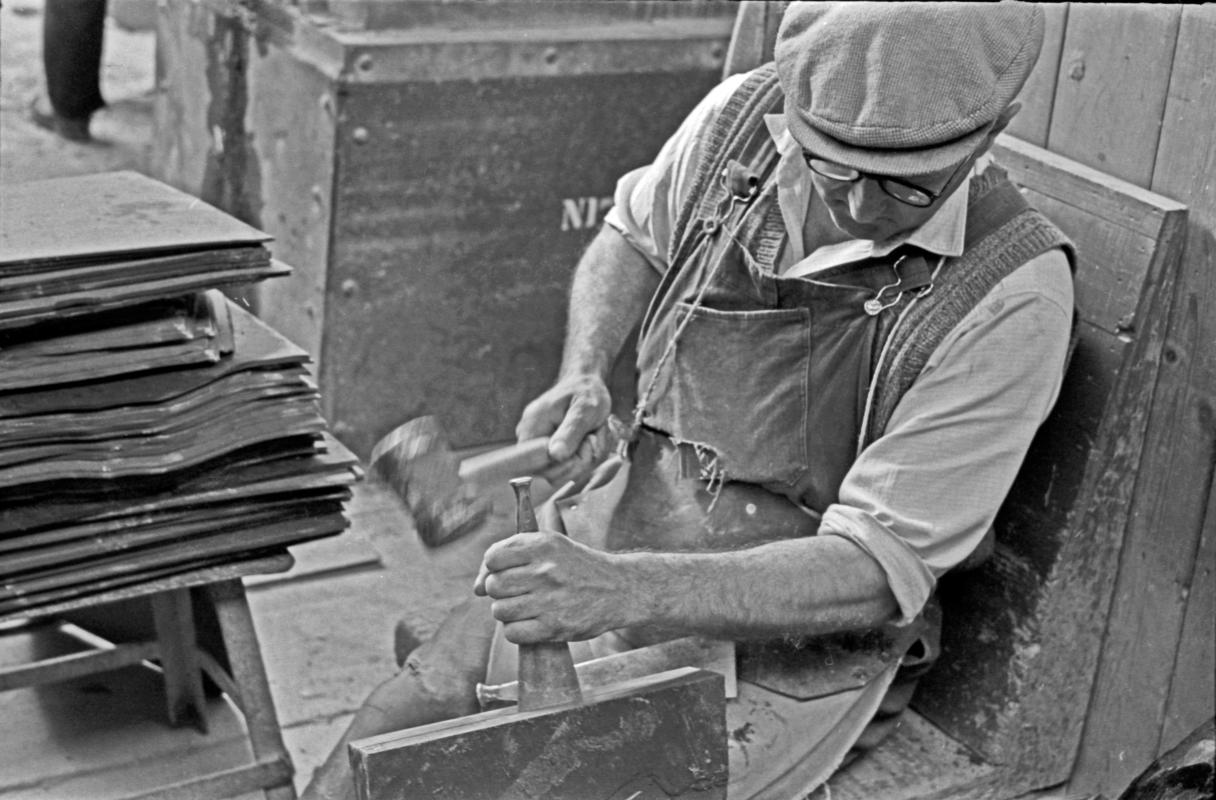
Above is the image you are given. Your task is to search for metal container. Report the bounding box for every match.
[153,0,735,455]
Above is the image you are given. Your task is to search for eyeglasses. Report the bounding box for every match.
[802,152,965,208]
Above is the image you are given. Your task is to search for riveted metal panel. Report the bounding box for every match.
[154,0,734,456]
[324,69,722,454]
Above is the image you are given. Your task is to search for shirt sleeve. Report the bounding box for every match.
[817,249,1075,623]
[604,73,749,273]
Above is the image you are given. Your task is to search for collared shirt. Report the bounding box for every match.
[604,73,1073,622]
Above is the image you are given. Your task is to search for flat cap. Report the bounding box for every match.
[775,1,1044,176]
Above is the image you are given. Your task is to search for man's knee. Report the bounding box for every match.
[361,597,498,731]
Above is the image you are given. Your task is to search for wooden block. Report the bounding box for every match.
[349,667,727,800]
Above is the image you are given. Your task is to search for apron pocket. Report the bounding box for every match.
[649,302,810,486]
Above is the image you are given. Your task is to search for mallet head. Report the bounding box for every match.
[368,415,491,547]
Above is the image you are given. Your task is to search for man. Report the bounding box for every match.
[304,3,1074,797]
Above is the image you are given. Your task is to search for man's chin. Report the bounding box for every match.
[831,216,890,242]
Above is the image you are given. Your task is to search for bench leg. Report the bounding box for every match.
[206,578,296,800]
[151,589,208,734]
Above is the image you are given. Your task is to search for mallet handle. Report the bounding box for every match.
[509,477,583,712]
[459,438,552,488]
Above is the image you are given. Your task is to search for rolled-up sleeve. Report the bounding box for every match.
[818,250,1075,622]
[604,74,747,273]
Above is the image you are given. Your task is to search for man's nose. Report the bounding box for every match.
[847,179,886,223]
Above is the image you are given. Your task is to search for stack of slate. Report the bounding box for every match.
[0,171,361,618]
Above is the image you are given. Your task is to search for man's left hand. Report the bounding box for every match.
[473,531,630,644]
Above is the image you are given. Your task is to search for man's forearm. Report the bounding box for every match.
[613,535,900,640]
[560,225,661,382]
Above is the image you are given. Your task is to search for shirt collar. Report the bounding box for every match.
[763,113,970,274]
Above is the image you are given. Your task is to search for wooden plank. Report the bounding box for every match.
[124,756,293,800]
[350,667,727,800]
[994,135,1186,335]
[913,139,1189,790]
[994,199,1186,786]
[1007,3,1068,147]
[1070,6,1216,792]
[1021,187,1156,335]
[1068,266,1203,792]
[1163,486,1216,748]
[1148,0,1216,766]
[1046,5,1181,188]
[993,137,1184,239]
[0,640,159,691]
[721,1,785,79]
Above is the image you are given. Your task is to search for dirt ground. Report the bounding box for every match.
[0,0,155,186]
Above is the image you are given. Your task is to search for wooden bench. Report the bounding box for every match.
[825,135,1190,798]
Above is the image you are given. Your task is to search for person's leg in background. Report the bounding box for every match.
[32,0,107,141]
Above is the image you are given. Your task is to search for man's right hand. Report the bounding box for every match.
[516,374,613,490]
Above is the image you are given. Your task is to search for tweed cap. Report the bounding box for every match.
[775,1,1044,176]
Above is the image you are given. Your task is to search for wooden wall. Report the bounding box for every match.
[1006,5,1216,796]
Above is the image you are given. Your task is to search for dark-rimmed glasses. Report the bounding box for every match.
[802,152,967,208]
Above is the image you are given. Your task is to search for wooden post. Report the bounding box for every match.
[151,588,208,734]
[206,579,296,800]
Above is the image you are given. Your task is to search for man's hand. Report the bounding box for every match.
[473,531,631,644]
[515,374,613,490]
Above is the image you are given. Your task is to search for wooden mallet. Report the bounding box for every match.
[347,477,729,799]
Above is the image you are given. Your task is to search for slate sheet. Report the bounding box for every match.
[0,172,361,616]
[0,171,287,329]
